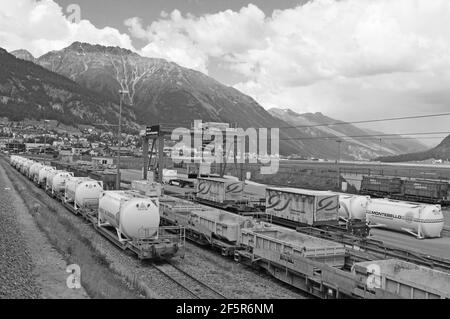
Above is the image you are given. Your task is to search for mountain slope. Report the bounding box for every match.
[37,42,278,127]
[269,108,426,160]
[377,135,450,162]
[35,42,322,155]
[29,42,425,159]
[0,47,137,129]
[10,49,36,62]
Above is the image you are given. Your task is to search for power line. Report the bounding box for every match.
[321,136,448,141]
[279,131,450,141]
[277,112,450,130]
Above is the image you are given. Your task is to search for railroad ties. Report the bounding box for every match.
[152,262,227,299]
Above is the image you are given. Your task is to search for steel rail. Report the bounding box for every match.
[151,262,227,299]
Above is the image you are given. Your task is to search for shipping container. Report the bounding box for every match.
[352,259,450,299]
[361,176,403,195]
[196,177,245,204]
[265,187,339,226]
[402,179,450,203]
[89,171,117,190]
[240,224,346,268]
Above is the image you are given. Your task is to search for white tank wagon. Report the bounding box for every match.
[74,180,103,211]
[366,199,444,239]
[51,171,74,195]
[98,191,185,259]
[64,177,92,204]
[29,163,45,182]
[98,191,161,241]
[16,157,28,171]
[131,180,162,197]
[10,156,22,168]
[265,187,340,226]
[239,223,346,269]
[10,155,20,167]
[13,157,23,169]
[335,193,371,221]
[21,160,35,176]
[38,166,56,187]
[45,170,62,192]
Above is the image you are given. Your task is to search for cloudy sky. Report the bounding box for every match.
[1,0,450,146]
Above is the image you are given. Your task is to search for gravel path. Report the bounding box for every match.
[0,177,39,298]
[0,161,88,299]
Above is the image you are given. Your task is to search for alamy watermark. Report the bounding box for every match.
[66,4,81,24]
[366,264,382,290]
[170,120,280,175]
[66,264,82,289]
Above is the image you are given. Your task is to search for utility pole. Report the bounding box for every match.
[116,90,129,190]
[43,119,49,155]
[379,138,382,175]
[336,139,342,191]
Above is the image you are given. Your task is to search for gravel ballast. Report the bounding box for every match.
[0,162,88,298]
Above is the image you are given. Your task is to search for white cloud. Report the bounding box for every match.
[1,0,450,145]
[125,4,268,73]
[125,0,450,144]
[0,0,134,57]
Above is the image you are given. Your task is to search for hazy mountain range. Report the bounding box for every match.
[269,108,427,160]
[376,135,450,162]
[1,42,429,159]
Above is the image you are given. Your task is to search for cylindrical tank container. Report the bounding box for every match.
[21,160,34,175]
[14,157,24,169]
[46,170,62,190]
[65,177,92,203]
[29,163,44,181]
[38,166,55,187]
[74,180,104,210]
[17,158,27,170]
[18,159,27,173]
[98,191,160,240]
[11,156,18,168]
[51,171,74,194]
[366,199,444,239]
[337,194,371,220]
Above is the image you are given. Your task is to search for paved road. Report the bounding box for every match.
[370,228,450,260]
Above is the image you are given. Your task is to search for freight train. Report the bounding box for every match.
[361,175,450,205]
[9,155,185,260]
[8,155,450,299]
[191,177,444,239]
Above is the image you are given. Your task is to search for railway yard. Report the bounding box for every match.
[3,154,450,299]
[0,156,304,299]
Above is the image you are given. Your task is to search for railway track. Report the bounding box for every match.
[152,262,227,299]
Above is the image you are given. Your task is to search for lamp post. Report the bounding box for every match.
[116,90,129,190]
[43,119,49,155]
[336,139,342,190]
